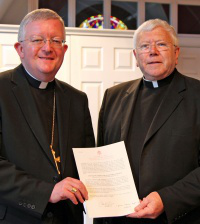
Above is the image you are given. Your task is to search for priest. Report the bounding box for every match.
[94,19,200,224]
[0,8,95,224]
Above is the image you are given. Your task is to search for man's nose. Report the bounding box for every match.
[149,44,159,54]
[42,40,52,50]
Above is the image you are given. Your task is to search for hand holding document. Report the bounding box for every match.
[73,141,139,218]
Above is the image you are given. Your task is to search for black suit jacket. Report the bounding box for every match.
[0,64,95,224]
[94,70,200,224]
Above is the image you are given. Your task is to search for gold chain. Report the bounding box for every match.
[50,89,60,174]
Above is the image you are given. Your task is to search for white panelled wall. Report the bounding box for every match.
[0,26,200,224]
[70,30,143,138]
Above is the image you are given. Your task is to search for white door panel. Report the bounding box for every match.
[71,35,142,139]
[177,47,200,80]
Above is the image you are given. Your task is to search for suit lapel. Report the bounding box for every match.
[11,65,56,169]
[55,80,71,175]
[144,72,186,145]
[121,79,142,141]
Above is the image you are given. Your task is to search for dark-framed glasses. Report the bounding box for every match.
[20,36,66,48]
[137,41,177,53]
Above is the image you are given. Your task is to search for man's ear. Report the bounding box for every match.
[14,42,25,59]
[63,44,68,53]
[175,47,180,66]
[133,50,138,67]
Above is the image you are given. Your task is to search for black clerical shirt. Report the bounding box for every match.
[22,68,61,175]
[126,72,175,194]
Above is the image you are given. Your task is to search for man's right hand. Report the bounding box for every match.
[49,177,88,204]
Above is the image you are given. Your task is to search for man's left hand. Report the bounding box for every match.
[127,192,164,219]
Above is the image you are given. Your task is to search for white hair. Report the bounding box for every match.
[18,8,65,41]
[133,19,179,49]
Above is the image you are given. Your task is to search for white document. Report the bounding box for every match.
[73,141,139,218]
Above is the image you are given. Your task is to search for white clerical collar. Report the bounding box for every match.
[143,72,175,89]
[24,68,53,89]
[143,77,159,88]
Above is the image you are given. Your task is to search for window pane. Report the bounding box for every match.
[111,1,137,30]
[39,0,68,26]
[0,0,28,25]
[145,3,170,23]
[178,5,200,34]
[76,0,103,28]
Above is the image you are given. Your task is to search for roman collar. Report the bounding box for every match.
[143,69,176,89]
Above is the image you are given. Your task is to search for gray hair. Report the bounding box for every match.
[18,8,65,41]
[133,19,179,49]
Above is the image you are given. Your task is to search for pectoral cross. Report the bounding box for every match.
[50,145,61,174]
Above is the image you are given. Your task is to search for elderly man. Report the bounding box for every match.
[0,9,95,224]
[94,19,200,224]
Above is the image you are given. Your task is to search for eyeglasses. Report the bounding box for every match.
[20,36,66,48]
[136,41,177,53]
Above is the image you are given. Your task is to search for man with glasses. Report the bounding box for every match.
[94,19,200,224]
[0,9,95,224]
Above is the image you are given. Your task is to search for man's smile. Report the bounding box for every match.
[39,56,54,60]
